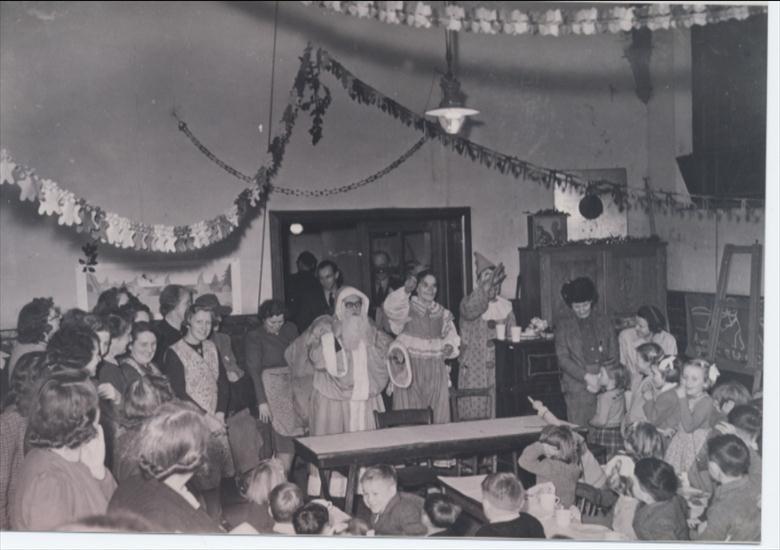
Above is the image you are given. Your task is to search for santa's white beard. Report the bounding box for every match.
[341,315,368,351]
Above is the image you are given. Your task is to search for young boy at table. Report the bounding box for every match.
[692,434,761,542]
[269,482,304,535]
[475,473,545,539]
[360,465,427,536]
[422,493,467,537]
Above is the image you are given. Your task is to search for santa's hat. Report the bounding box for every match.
[474,252,496,277]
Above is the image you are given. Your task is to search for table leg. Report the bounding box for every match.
[344,465,358,516]
[318,467,332,500]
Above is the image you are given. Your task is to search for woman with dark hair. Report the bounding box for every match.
[161,304,233,520]
[97,314,133,396]
[46,324,102,377]
[119,322,167,388]
[0,351,49,530]
[93,287,132,317]
[619,305,678,396]
[108,402,224,533]
[112,376,173,482]
[244,299,299,472]
[384,269,461,424]
[153,284,193,364]
[10,369,117,531]
[7,298,60,379]
[554,277,618,426]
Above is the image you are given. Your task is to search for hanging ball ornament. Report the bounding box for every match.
[579,193,604,220]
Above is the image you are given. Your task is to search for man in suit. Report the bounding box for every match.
[369,251,402,322]
[292,260,342,333]
[286,251,319,332]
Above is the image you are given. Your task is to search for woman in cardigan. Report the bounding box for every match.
[11,369,117,531]
[554,277,618,426]
[244,299,299,473]
[161,303,233,521]
[108,401,224,533]
[619,305,678,397]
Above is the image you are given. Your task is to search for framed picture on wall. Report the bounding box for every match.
[75,259,242,318]
[527,210,568,248]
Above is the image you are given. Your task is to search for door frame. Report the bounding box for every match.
[269,208,472,308]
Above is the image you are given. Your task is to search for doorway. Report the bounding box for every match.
[269,208,472,317]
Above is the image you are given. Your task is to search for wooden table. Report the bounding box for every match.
[294,415,582,514]
[438,475,628,541]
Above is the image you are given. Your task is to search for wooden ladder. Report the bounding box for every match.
[706,243,763,393]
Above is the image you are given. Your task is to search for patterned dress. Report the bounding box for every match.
[458,288,515,420]
[384,288,461,424]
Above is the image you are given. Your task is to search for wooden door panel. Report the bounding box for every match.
[542,249,602,325]
[606,246,663,318]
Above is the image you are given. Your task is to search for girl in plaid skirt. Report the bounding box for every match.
[588,363,630,461]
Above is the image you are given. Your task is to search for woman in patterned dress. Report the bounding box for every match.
[383,270,460,424]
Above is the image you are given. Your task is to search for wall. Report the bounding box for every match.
[0,2,765,328]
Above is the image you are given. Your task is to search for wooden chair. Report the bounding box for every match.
[373,408,450,492]
[575,482,610,518]
[448,387,497,475]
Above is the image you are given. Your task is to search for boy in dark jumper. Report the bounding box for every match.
[475,473,545,539]
[360,465,426,536]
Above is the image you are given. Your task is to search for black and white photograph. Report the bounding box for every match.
[0,2,777,549]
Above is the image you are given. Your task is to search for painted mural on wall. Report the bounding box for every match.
[685,292,763,368]
[76,260,242,318]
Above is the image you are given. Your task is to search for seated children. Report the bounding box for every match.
[605,421,665,481]
[625,342,663,424]
[360,465,427,536]
[692,434,760,542]
[517,425,582,508]
[269,482,304,535]
[475,473,544,538]
[293,502,331,535]
[631,457,689,540]
[642,355,682,440]
[589,363,629,461]
[688,404,762,493]
[422,493,466,537]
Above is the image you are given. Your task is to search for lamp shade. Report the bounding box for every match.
[425,72,478,134]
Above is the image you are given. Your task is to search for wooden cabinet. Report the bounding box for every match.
[516,241,667,328]
[494,340,566,420]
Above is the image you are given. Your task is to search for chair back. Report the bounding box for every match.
[449,386,493,422]
[575,482,608,517]
[374,408,433,429]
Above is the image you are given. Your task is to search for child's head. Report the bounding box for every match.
[538,425,581,465]
[650,355,681,388]
[480,473,525,521]
[623,422,665,460]
[632,458,678,504]
[599,362,630,391]
[711,381,752,415]
[636,342,663,376]
[242,458,287,505]
[360,465,398,515]
[681,358,717,397]
[341,518,370,536]
[422,493,462,533]
[707,434,750,482]
[727,404,762,448]
[293,502,330,535]
[269,482,304,524]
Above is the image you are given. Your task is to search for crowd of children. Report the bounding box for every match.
[0,290,764,542]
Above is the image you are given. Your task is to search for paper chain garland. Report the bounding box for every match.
[0,45,330,253]
[301,1,766,37]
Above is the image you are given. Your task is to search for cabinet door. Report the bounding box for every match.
[541,248,603,325]
[605,245,666,319]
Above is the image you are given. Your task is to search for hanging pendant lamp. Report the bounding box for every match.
[426,27,478,135]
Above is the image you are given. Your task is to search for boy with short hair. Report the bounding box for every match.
[293,502,331,535]
[269,482,304,535]
[422,493,465,537]
[693,434,761,542]
[475,473,545,538]
[360,465,426,536]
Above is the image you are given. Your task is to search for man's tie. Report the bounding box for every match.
[328,291,335,310]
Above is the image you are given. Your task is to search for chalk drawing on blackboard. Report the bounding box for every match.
[687,295,763,366]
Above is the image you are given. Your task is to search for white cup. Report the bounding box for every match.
[495,323,506,340]
[555,507,572,527]
[511,326,522,342]
[538,493,560,514]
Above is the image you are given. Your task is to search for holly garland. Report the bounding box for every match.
[0,45,329,253]
[301,2,766,37]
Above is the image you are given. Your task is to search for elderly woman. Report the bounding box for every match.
[10,369,117,531]
[7,297,60,379]
[554,277,618,426]
[0,352,49,530]
[108,402,224,533]
[161,303,233,520]
[619,305,678,395]
[384,270,460,424]
[244,299,299,473]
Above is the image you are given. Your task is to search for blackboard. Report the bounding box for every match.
[685,292,764,371]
